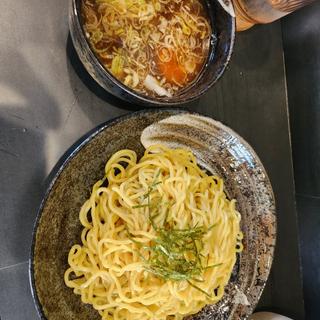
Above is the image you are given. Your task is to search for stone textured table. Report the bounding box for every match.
[0,0,304,319]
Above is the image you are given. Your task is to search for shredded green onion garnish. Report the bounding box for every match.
[129,173,221,297]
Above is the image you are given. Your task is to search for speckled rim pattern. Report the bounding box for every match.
[29,109,276,320]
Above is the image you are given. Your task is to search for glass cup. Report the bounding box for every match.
[233,0,316,31]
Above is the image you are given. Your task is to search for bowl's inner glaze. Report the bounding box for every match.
[31,110,276,320]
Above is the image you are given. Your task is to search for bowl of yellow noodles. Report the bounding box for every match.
[68,0,235,106]
[30,109,276,320]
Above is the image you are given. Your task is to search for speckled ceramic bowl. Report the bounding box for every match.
[29,109,276,320]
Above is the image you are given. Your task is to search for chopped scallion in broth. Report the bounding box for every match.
[82,0,212,97]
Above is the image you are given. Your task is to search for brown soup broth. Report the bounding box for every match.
[81,0,212,98]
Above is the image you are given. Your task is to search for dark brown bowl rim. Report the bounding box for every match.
[69,0,236,106]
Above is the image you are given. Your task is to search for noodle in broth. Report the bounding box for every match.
[81,0,212,97]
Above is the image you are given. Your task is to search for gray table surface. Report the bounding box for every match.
[282,2,320,319]
[0,0,304,319]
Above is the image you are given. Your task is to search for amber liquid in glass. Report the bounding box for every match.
[234,0,315,31]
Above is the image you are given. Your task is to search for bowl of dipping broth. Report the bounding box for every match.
[69,0,235,106]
